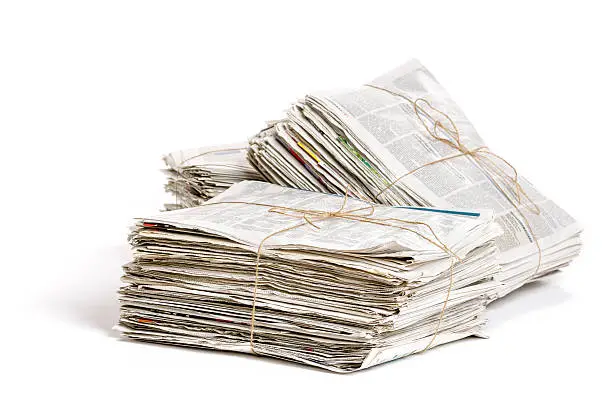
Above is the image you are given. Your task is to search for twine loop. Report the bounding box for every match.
[364,84,543,277]
[369,88,540,216]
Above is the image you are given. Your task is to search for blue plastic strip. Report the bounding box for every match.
[395,205,481,217]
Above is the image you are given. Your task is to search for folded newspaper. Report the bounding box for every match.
[248,59,582,297]
[163,143,263,210]
[117,181,502,372]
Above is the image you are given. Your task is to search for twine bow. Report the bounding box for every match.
[201,187,461,357]
[364,84,542,277]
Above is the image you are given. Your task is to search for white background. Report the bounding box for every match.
[1,1,610,403]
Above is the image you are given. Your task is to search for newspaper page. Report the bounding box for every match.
[311,60,582,266]
[143,181,498,263]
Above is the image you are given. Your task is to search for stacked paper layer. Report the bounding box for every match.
[163,143,263,210]
[247,59,582,297]
[117,181,502,372]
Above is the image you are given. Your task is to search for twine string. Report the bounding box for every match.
[363,84,542,277]
[200,186,459,357]
[178,147,247,166]
[172,147,247,207]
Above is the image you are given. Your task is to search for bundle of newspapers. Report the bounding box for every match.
[117,181,503,372]
[162,143,263,210]
[248,59,582,297]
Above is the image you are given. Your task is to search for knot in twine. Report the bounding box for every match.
[365,85,540,217]
[202,188,461,357]
[364,84,542,277]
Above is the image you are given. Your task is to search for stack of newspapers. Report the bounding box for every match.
[247,59,582,297]
[162,143,263,210]
[117,181,502,372]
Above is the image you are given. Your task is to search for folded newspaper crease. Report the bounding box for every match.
[117,181,502,372]
[248,59,582,297]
